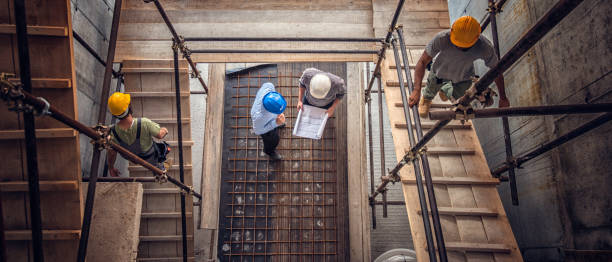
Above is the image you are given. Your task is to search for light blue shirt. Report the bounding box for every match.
[251,83,279,135]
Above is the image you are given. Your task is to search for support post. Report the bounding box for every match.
[13,1,44,260]
[366,63,377,229]
[391,36,439,262]
[173,42,189,262]
[488,0,519,205]
[78,0,122,261]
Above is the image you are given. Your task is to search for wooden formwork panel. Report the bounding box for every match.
[0,0,82,261]
[381,48,523,261]
[122,60,195,260]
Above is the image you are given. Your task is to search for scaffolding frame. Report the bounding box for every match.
[2,0,610,261]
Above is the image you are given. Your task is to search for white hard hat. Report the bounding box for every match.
[309,73,331,99]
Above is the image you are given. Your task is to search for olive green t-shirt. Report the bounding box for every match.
[111,118,161,152]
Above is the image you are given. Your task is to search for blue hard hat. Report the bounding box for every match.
[262,91,287,114]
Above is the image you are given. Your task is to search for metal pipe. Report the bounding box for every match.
[184,37,383,42]
[459,0,586,107]
[147,0,208,93]
[0,88,203,200]
[83,177,157,182]
[72,31,121,78]
[0,184,7,262]
[488,0,519,205]
[491,112,612,177]
[366,63,377,229]
[13,1,44,260]
[102,69,125,177]
[382,190,388,218]
[173,44,189,262]
[369,74,388,200]
[190,49,378,54]
[78,1,122,260]
[481,0,510,31]
[429,103,612,120]
[365,0,406,98]
[396,30,448,261]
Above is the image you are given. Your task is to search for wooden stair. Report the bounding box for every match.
[0,1,83,261]
[122,60,195,260]
[381,48,523,261]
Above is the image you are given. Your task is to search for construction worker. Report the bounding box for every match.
[106,92,169,177]
[409,15,509,117]
[297,68,346,116]
[251,82,287,161]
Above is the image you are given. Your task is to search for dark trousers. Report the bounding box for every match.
[261,127,280,155]
[302,96,334,109]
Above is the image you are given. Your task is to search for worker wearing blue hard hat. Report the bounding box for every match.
[251,82,287,161]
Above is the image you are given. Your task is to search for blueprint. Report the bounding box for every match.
[292,105,329,140]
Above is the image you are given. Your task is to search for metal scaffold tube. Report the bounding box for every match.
[13,1,44,260]
[190,49,378,54]
[78,0,122,260]
[428,103,612,120]
[0,84,203,200]
[396,27,448,261]
[184,37,383,42]
[491,113,612,177]
[366,63,377,229]
[173,42,189,262]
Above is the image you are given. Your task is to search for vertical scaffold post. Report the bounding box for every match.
[173,40,189,262]
[13,0,44,261]
[366,63,377,229]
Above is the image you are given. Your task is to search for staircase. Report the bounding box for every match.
[122,60,195,261]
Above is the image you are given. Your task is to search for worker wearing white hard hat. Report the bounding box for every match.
[297,68,346,116]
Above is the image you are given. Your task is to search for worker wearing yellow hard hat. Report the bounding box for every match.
[408,16,509,117]
[106,92,170,177]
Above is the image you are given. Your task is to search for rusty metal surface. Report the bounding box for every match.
[218,63,348,261]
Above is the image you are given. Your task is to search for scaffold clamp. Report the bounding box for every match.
[90,124,111,151]
[155,171,168,184]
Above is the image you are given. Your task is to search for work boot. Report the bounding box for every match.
[267,151,282,161]
[438,91,448,101]
[418,99,432,118]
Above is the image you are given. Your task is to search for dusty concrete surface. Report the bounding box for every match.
[82,182,143,262]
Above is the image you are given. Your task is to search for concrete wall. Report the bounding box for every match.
[72,0,126,177]
[447,0,612,260]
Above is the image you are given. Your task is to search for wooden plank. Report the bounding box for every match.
[121,68,189,73]
[148,118,190,124]
[136,257,195,262]
[128,91,190,97]
[417,207,499,217]
[128,164,192,172]
[144,188,181,194]
[0,128,77,139]
[9,78,71,88]
[0,24,68,36]
[395,102,451,108]
[165,140,194,147]
[139,235,194,242]
[433,242,512,253]
[346,62,371,261]
[4,230,80,241]
[199,63,224,230]
[141,212,193,218]
[386,80,426,87]
[0,181,78,192]
[404,146,475,155]
[402,176,500,185]
[394,121,471,129]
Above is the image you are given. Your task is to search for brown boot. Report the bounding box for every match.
[418,99,432,118]
[438,91,448,101]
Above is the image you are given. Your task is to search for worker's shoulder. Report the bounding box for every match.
[139,117,158,126]
[432,29,451,41]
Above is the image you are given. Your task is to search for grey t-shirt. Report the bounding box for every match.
[299,68,346,107]
[425,29,498,83]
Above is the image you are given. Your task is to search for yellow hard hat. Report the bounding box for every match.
[450,16,481,48]
[108,92,131,117]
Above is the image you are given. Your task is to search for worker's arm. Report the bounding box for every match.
[495,75,509,107]
[326,98,342,116]
[409,52,433,107]
[297,85,306,111]
[155,127,168,139]
[106,148,120,177]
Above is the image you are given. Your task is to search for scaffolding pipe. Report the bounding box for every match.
[364,0,406,98]
[147,0,208,93]
[13,1,44,260]
[480,0,510,31]
[190,49,378,54]
[72,31,120,78]
[429,103,612,120]
[396,27,448,261]
[83,177,157,183]
[0,192,6,262]
[78,0,122,260]
[366,63,377,229]
[458,0,586,107]
[0,87,203,200]
[491,112,612,177]
[487,0,519,205]
[185,37,383,42]
[102,70,125,177]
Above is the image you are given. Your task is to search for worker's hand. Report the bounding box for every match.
[109,168,120,177]
[499,96,510,108]
[409,90,421,107]
[326,106,335,117]
[297,101,303,112]
[276,113,286,125]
